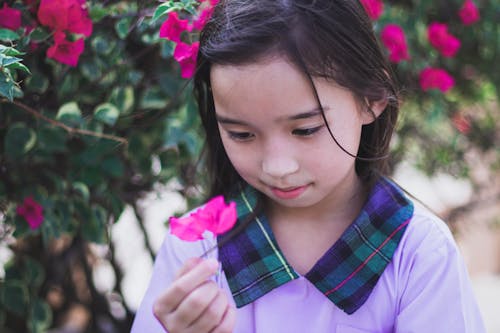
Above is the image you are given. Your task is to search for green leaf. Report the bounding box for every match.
[152,3,176,23]
[140,86,168,109]
[110,86,135,114]
[0,28,20,41]
[28,298,52,333]
[4,122,37,159]
[29,27,50,42]
[37,126,67,153]
[89,4,108,22]
[0,54,22,66]
[72,182,90,202]
[94,103,120,126]
[91,35,114,55]
[25,71,49,94]
[115,17,133,39]
[7,62,31,74]
[101,156,124,178]
[0,45,24,56]
[0,70,15,101]
[0,280,29,316]
[24,258,45,289]
[80,203,108,244]
[56,102,82,127]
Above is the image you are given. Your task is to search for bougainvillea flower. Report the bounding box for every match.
[170,195,237,241]
[427,22,461,57]
[16,196,44,230]
[451,114,471,134]
[381,24,410,63]
[46,31,85,67]
[458,0,480,25]
[173,41,200,78]
[191,6,215,31]
[38,0,93,37]
[0,3,22,31]
[419,67,455,93]
[159,11,190,43]
[360,0,383,20]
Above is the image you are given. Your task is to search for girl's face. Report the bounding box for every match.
[211,57,379,215]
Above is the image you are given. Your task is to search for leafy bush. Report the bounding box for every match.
[0,0,498,332]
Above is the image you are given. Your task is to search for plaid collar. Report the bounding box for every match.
[218,177,414,314]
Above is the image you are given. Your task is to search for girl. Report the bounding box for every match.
[132,0,486,332]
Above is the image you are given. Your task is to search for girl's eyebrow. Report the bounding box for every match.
[216,107,328,125]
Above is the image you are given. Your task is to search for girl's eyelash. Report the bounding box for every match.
[227,131,255,141]
[292,125,324,136]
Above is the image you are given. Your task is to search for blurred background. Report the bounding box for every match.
[0,0,499,332]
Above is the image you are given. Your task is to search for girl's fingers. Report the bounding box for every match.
[153,258,219,316]
[210,303,237,333]
[174,257,203,279]
[173,280,220,328]
[186,289,229,332]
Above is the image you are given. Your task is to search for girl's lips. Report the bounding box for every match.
[270,184,309,199]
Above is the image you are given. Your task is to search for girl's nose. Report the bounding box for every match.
[261,153,299,179]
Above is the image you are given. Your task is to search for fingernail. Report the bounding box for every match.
[206,258,219,271]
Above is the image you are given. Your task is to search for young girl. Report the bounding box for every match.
[132,0,486,332]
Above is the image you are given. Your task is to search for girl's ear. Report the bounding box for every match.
[361,98,388,125]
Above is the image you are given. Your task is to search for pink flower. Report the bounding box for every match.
[458,0,480,25]
[360,0,383,20]
[16,196,44,230]
[173,41,200,78]
[419,67,455,93]
[381,24,410,63]
[427,22,461,57]
[37,0,93,37]
[0,3,22,31]
[170,195,237,241]
[191,6,215,31]
[46,31,85,67]
[159,12,190,43]
[451,114,471,134]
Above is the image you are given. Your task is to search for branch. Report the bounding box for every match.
[3,99,128,146]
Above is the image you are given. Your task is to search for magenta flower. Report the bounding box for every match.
[458,0,480,25]
[46,31,85,67]
[419,67,455,93]
[0,3,22,31]
[170,195,237,241]
[159,12,190,43]
[381,24,410,63]
[427,22,461,58]
[360,0,383,20]
[16,196,44,230]
[37,0,93,37]
[191,6,215,31]
[173,41,200,78]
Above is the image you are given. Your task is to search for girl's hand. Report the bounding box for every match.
[153,258,236,333]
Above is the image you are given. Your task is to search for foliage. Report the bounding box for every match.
[0,0,498,332]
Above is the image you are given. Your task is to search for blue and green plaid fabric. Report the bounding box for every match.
[218,177,414,314]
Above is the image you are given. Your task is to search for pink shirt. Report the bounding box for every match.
[131,205,485,332]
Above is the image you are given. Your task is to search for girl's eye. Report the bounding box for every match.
[227,131,255,141]
[292,125,324,137]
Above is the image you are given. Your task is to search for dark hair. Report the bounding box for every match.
[194,0,400,198]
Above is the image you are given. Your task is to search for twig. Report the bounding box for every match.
[3,99,128,146]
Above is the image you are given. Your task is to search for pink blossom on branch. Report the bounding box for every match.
[46,31,85,67]
[170,195,237,241]
[360,0,383,20]
[451,114,471,134]
[0,3,22,31]
[173,41,200,78]
[419,67,455,93]
[159,11,190,43]
[380,24,410,63]
[37,0,93,37]
[458,0,480,25]
[16,196,44,230]
[427,22,461,57]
